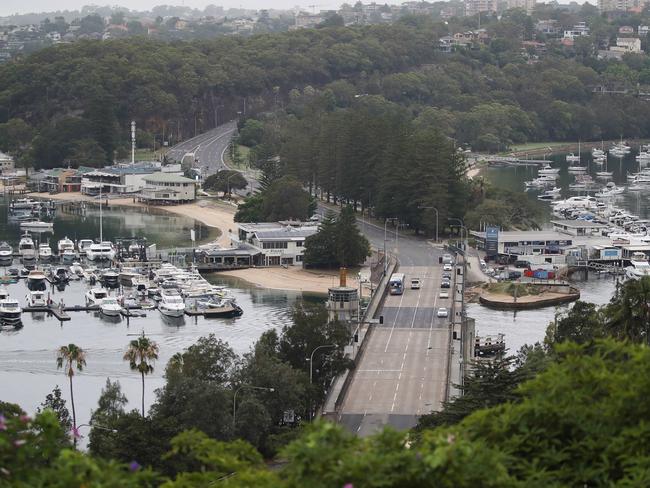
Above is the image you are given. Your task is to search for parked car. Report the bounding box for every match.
[443,263,453,272]
[442,254,454,265]
[441,280,451,289]
[437,307,449,318]
[442,272,452,279]
[439,290,449,299]
[514,260,530,269]
[508,271,522,279]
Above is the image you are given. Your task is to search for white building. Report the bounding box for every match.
[613,37,643,53]
[232,222,319,266]
[505,0,536,14]
[563,22,590,40]
[139,173,197,204]
[0,151,15,174]
[464,0,497,17]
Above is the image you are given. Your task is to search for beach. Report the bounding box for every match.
[27,192,355,294]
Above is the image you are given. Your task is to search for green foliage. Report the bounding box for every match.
[235,176,312,223]
[203,170,248,196]
[237,119,265,147]
[89,378,128,458]
[124,335,159,417]
[37,385,72,434]
[465,185,541,230]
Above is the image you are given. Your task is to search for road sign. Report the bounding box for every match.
[485,226,499,258]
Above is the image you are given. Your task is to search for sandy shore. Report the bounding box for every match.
[26,192,350,294]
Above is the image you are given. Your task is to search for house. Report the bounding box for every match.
[563,22,589,40]
[231,221,319,266]
[0,151,14,174]
[614,37,642,52]
[464,0,497,17]
[551,219,608,237]
[40,168,83,193]
[639,25,650,37]
[536,19,560,36]
[139,172,196,204]
[618,25,634,35]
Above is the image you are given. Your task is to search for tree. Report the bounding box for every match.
[234,193,265,222]
[303,212,338,267]
[238,119,265,146]
[38,385,72,434]
[56,344,86,435]
[545,301,604,347]
[262,176,312,221]
[78,14,105,34]
[110,11,126,25]
[335,206,370,267]
[203,170,248,196]
[88,378,128,458]
[123,334,159,417]
[603,276,650,344]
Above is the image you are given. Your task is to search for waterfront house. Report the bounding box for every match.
[551,219,608,237]
[139,173,197,204]
[231,222,319,266]
[0,151,14,174]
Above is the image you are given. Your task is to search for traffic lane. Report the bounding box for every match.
[379,307,449,329]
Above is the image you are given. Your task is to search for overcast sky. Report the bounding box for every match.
[0,0,349,16]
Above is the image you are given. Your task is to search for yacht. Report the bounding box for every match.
[86,242,116,261]
[26,290,47,307]
[0,286,9,300]
[26,269,47,290]
[567,165,587,174]
[158,290,186,318]
[119,268,142,286]
[18,234,35,257]
[38,243,52,261]
[19,220,53,231]
[99,297,122,317]
[101,269,119,288]
[595,182,625,198]
[193,297,243,318]
[538,164,559,176]
[77,239,94,254]
[61,249,76,264]
[57,237,75,255]
[10,198,39,210]
[51,266,69,284]
[566,153,580,162]
[596,170,613,179]
[0,242,12,261]
[0,298,22,324]
[86,287,109,306]
[69,262,84,278]
[625,252,650,279]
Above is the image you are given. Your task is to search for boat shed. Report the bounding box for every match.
[551,219,608,237]
[472,230,573,265]
[196,247,255,271]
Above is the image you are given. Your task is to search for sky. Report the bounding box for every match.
[0,0,348,16]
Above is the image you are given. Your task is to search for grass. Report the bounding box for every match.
[507,141,572,152]
[484,282,541,297]
[224,145,251,170]
[133,148,167,161]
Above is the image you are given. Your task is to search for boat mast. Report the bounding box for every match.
[99,184,103,242]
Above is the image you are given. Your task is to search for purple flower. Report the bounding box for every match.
[70,426,81,440]
[129,461,141,472]
[13,439,26,448]
[0,414,6,431]
[343,484,354,488]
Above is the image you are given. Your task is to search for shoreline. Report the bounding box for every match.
[25,192,348,294]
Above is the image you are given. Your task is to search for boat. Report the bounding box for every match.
[77,239,94,254]
[0,242,12,262]
[26,290,47,307]
[18,233,35,257]
[69,262,84,277]
[595,182,625,198]
[158,290,186,318]
[86,242,116,261]
[625,252,650,279]
[51,266,70,284]
[61,249,76,264]
[38,243,52,261]
[85,287,109,306]
[26,269,47,290]
[567,165,587,174]
[119,269,142,287]
[0,298,22,324]
[99,297,122,317]
[566,153,580,162]
[193,298,243,318]
[101,269,119,288]
[10,198,39,210]
[0,286,9,300]
[538,164,559,175]
[57,237,75,255]
[19,220,53,230]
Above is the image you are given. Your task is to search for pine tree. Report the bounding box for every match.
[335,206,370,267]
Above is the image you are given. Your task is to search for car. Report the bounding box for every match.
[514,260,530,269]
[442,272,452,279]
[410,278,421,289]
[443,263,453,272]
[439,290,449,299]
[480,259,487,269]
[442,254,453,265]
[437,307,449,318]
[440,280,451,289]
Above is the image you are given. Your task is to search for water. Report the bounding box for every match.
[475,149,643,352]
[2,199,217,248]
[0,198,320,431]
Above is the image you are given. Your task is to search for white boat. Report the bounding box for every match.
[595,183,625,198]
[85,287,109,306]
[625,252,650,279]
[77,239,94,254]
[26,290,46,307]
[158,291,186,318]
[10,198,39,210]
[18,234,35,257]
[636,151,650,161]
[38,243,52,260]
[99,297,122,317]
[566,153,580,162]
[119,269,141,286]
[0,298,22,324]
[61,249,76,264]
[101,269,119,287]
[596,171,613,178]
[57,237,75,254]
[0,242,12,260]
[19,220,53,230]
[51,266,69,283]
[26,269,47,289]
[538,164,559,175]
[86,242,116,261]
[69,261,84,277]
[567,165,587,173]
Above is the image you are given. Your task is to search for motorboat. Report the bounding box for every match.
[26,269,47,290]
[595,182,625,198]
[538,164,559,176]
[86,242,116,261]
[0,286,9,300]
[119,268,141,286]
[0,242,12,261]
[566,153,580,162]
[626,252,650,279]
[57,237,75,255]
[52,267,70,284]
[38,243,52,261]
[18,233,35,258]
[19,220,53,231]
[567,165,587,174]
[77,239,94,254]
[10,198,39,210]
[61,249,76,264]
[596,171,613,179]
[101,269,119,288]
[158,290,186,318]
[0,298,22,324]
[26,290,47,307]
[86,287,109,306]
[69,261,84,278]
[592,147,605,157]
[192,298,243,318]
[636,151,650,161]
[99,297,122,317]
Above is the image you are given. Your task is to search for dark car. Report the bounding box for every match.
[442,272,452,279]
[440,280,451,289]
[508,271,522,279]
[514,260,530,269]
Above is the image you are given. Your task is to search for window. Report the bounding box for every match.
[262,241,288,249]
[296,241,304,247]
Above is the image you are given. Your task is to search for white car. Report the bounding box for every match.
[443,263,453,272]
[439,291,449,299]
[411,278,421,289]
[437,307,449,318]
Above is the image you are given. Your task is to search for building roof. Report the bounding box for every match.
[254,227,318,241]
[473,230,572,242]
[143,172,196,183]
[0,151,12,161]
[551,219,607,228]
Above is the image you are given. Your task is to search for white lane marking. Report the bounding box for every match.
[384,284,407,353]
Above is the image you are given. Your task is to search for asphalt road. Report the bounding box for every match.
[166,121,237,176]
[337,218,452,436]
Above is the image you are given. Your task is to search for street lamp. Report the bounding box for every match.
[384,217,399,276]
[306,344,337,421]
[448,217,467,252]
[76,423,118,434]
[418,206,439,243]
[232,385,275,429]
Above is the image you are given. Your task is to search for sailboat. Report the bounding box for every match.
[596,151,613,178]
[566,141,581,162]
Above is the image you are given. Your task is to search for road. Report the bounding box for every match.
[337,219,452,436]
[166,122,237,176]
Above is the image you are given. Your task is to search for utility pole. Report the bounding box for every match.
[131,121,136,164]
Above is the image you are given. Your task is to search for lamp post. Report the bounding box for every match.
[384,217,398,276]
[76,423,118,433]
[448,217,467,252]
[307,344,337,421]
[418,206,439,242]
[232,385,275,429]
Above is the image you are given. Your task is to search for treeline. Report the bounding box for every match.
[7,275,650,485]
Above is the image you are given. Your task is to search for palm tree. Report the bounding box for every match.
[123,333,159,417]
[56,344,87,433]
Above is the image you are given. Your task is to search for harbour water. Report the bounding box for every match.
[474,149,644,353]
[0,199,318,429]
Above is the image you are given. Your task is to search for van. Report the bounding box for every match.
[410,278,421,290]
